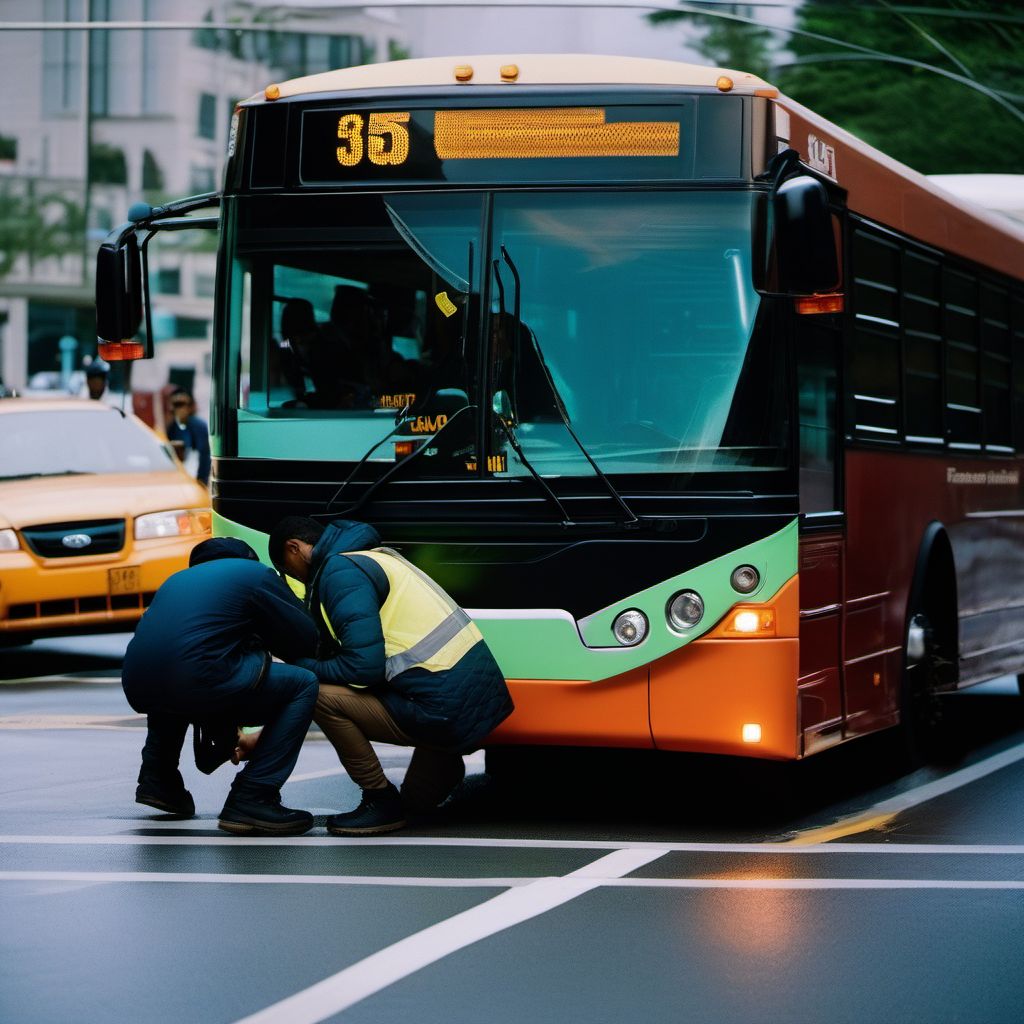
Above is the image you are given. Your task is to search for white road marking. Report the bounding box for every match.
[230,848,668,1024]
[4,834,1024,854]
[0,871,528,888]
[0,714,145,730]
[787,738,1024,844]
[3,870,1020,892]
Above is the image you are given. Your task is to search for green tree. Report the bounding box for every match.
[649,1,1024,174]
[776,1,1024,173]
[648,5,774,81]
[0,184,85,278]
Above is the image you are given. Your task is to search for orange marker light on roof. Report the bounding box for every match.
[454,65,473,82]
[265,84,281,101]
[500,64,520,82]
[754,87,779,99]
[716,76,734,92]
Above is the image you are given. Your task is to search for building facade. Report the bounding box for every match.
[0,0,407,406]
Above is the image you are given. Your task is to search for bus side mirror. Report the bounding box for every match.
[95,227,150,360]
[772,176,840,296]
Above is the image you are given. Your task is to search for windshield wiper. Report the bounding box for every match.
[1,471,95,481]
[498,245,640,527]
[332,403,476,519]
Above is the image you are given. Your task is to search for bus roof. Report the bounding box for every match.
[253,54,773,102]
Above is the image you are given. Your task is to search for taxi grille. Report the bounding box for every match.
[7,591,156,621]
[21,520,125,558]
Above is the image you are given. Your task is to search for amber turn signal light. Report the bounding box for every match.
[796,293,844,315]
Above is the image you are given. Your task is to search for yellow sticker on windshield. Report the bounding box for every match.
[434,291,458,318]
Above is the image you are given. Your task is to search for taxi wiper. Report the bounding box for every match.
[498,245,640,527]
[1,470,95,481]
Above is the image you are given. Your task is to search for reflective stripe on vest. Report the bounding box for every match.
[324,547,481,680]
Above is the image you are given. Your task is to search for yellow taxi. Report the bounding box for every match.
[0,398,210,644]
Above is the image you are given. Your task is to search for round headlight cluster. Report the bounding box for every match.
[612,609,648,646]
[730,564,760,594]
[667,590,704,631]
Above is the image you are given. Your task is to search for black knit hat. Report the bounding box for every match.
[189,537,259,567]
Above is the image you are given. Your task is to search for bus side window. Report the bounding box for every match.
[797,319,840,514]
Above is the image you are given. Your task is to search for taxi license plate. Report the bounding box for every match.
[108,566,141,596]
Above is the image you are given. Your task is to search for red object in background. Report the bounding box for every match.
[132,391,156,428]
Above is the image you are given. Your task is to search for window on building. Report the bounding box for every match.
[198,92,218,140]
[0,135,16,163]
[194,272,216,299]
[176,317,209,340]
[190,164,217,193]
[142,149,164,192]
[156,268,181,295]
[89,142,128,185]
[42,0,84,116]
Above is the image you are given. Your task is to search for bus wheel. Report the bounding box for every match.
[900,610,956,766]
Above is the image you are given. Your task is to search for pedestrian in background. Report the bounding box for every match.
[268,516,513,836]
[166,388,211,486]
[85,359,109,401]
[122,537,320,835]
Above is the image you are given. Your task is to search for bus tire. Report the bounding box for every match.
[899,529,958,766]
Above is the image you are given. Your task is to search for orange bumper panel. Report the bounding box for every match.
[650,637,800,759]
[488,664,653,748]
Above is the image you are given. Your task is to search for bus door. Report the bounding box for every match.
[796,313,846,754]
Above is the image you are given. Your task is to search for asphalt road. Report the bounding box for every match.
[2,633,1024,1024]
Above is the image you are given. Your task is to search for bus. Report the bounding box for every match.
[96,54,1024,765]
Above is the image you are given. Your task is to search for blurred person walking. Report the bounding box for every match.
[166,388,211,486]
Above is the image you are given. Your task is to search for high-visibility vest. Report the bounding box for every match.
[320,547,482,680]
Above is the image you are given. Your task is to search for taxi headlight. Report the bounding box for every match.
[612,609,648,647]
[0,528,19,551]
[667,590,704,631]
[135,509,211,540]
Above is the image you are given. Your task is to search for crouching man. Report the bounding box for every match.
[122,537,320,835]
[269,517,514,836]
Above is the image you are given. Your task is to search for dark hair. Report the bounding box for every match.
[171,388,194,404]
[267,516,325,571]
[189,537,259,567]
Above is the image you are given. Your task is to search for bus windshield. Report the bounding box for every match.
[228,189,786,476]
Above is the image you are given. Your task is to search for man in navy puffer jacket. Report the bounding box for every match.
[122,537,320,835]
[269,517,513,835]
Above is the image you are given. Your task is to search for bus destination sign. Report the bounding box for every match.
[299,105,689,185]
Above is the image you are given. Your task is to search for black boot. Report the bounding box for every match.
[218,782,313,836]
[326,782,406,836]
[136,769,195,818]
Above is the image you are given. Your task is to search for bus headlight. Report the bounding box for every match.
[135,509,212,540]
[612,609,648,646]
[730,565,760,594]
[667,590,704,631]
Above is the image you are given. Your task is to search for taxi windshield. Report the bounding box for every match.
[0,409,176,479]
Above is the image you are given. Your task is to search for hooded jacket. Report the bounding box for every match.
[122,557,317,713]
[296,520,513,753]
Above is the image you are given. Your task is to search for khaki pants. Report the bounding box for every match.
[314,685,465,812]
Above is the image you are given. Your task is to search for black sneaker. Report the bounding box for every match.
[326,782,406,836]
[136,773,195,818]
[218,787,313,836]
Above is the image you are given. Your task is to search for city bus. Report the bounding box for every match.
[96,55,1024,765]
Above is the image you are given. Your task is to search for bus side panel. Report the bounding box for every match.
[845,449,1024,724]
[488,666,653,748]
[798,533,844,754]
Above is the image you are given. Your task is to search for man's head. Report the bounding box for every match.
[86,358,109,400]
[268,516,325,583]
[170,389,195,422]
[188,537,259,567]
[280,299,318,344]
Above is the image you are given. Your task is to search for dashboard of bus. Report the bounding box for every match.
[222,187,789,481]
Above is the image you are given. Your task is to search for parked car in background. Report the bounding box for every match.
[0,399,211,644]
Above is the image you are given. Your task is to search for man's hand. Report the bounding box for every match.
[231,728,263,765]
